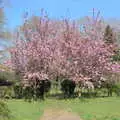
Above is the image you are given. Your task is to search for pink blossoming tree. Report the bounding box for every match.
[10,10,120,94]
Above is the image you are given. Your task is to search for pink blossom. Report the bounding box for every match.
[10,12,120,85]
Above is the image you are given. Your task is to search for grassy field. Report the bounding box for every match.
[5,97,120,120]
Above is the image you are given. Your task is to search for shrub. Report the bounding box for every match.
[36,80,51,100]
[81,92,97,98]
[104,82,120,97]
[23,80,51,101]
[0,101,11,120]
[0,86,14,99]
[23,86,34,102]
[13,84,23,99]
[61,79,76,98]
[112,84,120,96]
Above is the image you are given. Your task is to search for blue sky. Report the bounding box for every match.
[4,0,120,29]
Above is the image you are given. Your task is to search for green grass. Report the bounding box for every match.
[5,97,120,120]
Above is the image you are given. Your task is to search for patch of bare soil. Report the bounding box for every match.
[40,108,81,120]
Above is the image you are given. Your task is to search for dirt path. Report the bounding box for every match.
[40,108,81,120]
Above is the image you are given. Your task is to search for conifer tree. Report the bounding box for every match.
[104,25,116,44]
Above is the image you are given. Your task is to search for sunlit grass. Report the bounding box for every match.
[6,97,120,120]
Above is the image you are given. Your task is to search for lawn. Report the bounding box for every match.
[5,97,120,120]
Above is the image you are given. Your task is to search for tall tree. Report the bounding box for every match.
[0,0,12,63]
[104,25,116,44]
[10,11,120,89]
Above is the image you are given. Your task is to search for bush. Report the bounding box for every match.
[36,80,51,100]
[0,101,11,120]
[13,84,23,99]
[0,86,14,99]
[105,83,120,97]
[61,79,76,98]
[23,86,34,102]
[23,80,51,101]
[81,92,97,98]
[112,84,120,96]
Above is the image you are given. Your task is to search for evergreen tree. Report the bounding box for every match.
[104,25,116,44]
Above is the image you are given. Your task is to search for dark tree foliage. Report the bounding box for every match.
[35,79,51,100]
[104,25,116,44]
[0,76,13,86]
[23,79,51,101]
[13,84,23,99]
[23,86,34,101]
[61,79,76,98]
[0,80,13,86]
